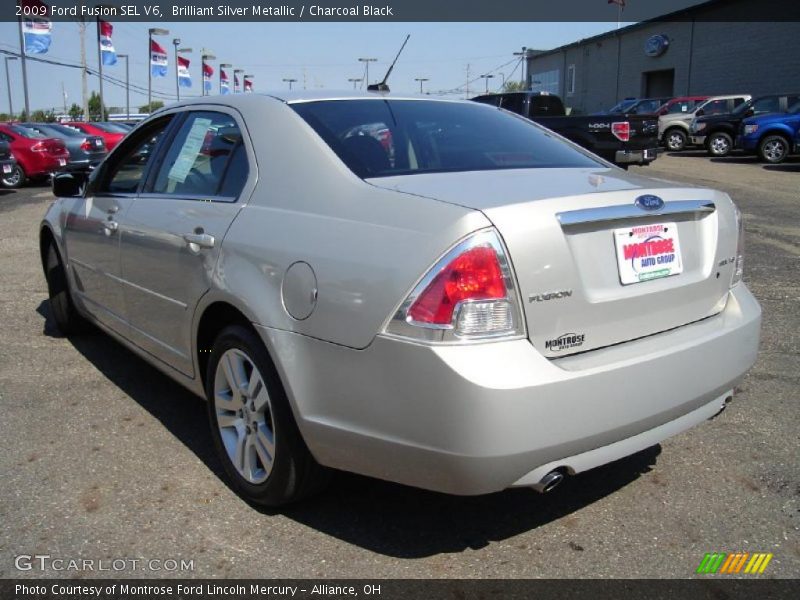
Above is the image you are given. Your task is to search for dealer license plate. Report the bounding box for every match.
[58,159,67,166]
[2,164,11,173]
[613,222,683,285]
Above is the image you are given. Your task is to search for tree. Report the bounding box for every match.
[68,103,83,120]
[88,91,107,121]
[0,113,10,122]
[502,80,527,93]
[30,109,57,122]
[139,101,164,114]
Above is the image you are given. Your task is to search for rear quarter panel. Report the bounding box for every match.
[215,97,490,350]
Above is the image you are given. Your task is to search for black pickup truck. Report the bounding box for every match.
[472,92,659,167]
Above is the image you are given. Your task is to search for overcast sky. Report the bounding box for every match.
[0,20,632,113]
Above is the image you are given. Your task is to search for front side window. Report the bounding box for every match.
[752,97,781,115]
[151,111,247,199]
[291,99,601,179]
[96,117,172,194]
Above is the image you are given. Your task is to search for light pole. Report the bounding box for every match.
[348,78,362,90]
[414,77,429,94]
[219,63,231,94]
[282,78,297,90]
[480,74,495,94]
[498,72,506,90]
[233,69,244,93]
[201,50,215,96]
[358,57,377,88]
[15,17,30,118]
[513,46,531,89]
[4,56,17,118]
[117,54,129,119]
[148,28,169,113]
[173,39,192,102]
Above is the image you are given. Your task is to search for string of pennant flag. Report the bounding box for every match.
[17,0,254,95]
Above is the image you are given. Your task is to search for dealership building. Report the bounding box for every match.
[524,0,799,114]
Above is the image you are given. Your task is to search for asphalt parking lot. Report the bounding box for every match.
[0,151,798,579]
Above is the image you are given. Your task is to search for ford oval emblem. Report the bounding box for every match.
[635,194,664,211]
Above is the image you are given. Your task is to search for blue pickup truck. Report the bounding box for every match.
[738,101,800,163]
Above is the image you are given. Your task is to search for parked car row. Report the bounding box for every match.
[0,121,129,188]
[594,93,800,163]
[661,93,800,162]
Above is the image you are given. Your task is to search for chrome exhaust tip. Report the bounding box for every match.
[532,470,565,494]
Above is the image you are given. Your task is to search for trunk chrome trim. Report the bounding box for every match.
[557,200,716,227]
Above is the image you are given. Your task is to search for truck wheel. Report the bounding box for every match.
[706,132,733,157]
[1,164,26,188]
[758,135,790,164]
[665,129,687,152]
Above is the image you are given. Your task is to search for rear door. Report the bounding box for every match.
[119,109,252,376]
[62,117,173,333]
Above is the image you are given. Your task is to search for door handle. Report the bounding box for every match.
[107,205,120,214]
[182,232,215,249]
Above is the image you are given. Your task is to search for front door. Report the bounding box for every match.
[62,117,173,333]
[119,109,252,377]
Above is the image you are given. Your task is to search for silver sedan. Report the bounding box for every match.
[41,92,761,506]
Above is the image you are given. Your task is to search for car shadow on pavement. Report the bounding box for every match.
[762,163,800,172]
[37,300,662,559]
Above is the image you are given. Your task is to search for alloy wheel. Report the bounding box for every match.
[213,348,276,484]
[763,140,786,163]
[710,135,730,155]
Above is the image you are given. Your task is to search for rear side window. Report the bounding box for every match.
[151,111,247,199]
[528,95,564,117]
[702,99,730,116]
[499,94,526,115]
[292,99,601,179]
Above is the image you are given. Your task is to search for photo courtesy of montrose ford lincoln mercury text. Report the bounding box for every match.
[40,92,761,506]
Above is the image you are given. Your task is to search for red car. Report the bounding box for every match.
[63,121,128,151]
[0,123,69,188]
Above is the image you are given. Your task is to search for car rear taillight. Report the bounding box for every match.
[30,142,47,152]
[80,140,92,151]
[611,121,631,142]
[385,229,525,343]
[731,205,745,287]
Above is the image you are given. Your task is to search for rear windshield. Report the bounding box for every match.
[93,122,129,133]
[42,124,83,137]
[8,125,46,139]
[291,99,601,178]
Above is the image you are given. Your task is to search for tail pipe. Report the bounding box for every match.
[532,469,565,494]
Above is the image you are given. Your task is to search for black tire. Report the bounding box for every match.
[758,135,790,164]
[44,243,89,335]
[206,325,330,506]
[2,164,26,189]
[664,128,687,152]
[706,132,733,157]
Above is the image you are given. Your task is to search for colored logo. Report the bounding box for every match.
[696,552,773,575]
[635,194,664,211]
[645,34,670,57]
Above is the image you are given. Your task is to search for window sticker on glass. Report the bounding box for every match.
[168,117,212,184]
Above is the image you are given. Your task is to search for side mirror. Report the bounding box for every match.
[52,173,84,198]
[745,108,754,117]
[695,109,704,117]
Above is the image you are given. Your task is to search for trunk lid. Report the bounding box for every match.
[370,168,737,356]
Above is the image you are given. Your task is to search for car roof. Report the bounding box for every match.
[157,90,465,111]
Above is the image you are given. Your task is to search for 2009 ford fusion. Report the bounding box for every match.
[41,92,761,506]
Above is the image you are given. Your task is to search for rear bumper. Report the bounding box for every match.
[64,157,104,173]
[690,135,707,146]
[615,147,658,165]
[258,284,760,495]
